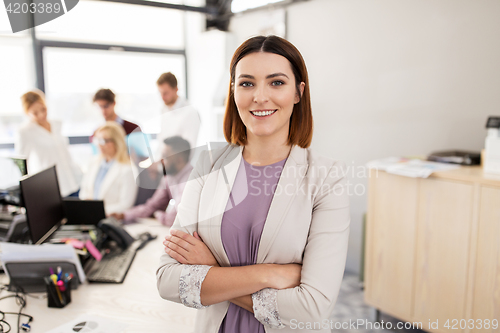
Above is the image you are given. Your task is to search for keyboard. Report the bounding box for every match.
[84,232,156,283]
[0,211,15,222]
[84,244,138,283]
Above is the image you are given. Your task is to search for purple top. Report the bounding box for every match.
[124,163,193,226]
[218,156,287,333]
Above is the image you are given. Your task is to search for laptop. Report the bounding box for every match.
[63,198,106,226]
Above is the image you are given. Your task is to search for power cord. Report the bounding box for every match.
[0,285,34,333]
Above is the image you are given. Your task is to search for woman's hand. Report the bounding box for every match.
[163,229,219,267]
[267,264,302,290]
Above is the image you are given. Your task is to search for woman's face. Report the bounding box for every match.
[234,52,304,142]
[95,131,117,160]
[27,101,48,124]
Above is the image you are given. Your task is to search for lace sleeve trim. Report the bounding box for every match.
[179,265,211,309]
[252,288,285,329]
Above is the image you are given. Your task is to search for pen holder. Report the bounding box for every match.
[44,276,72,308]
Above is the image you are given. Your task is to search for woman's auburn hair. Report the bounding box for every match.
[223,35,313,148]
[21,90,46,114]
[95,121,130,164]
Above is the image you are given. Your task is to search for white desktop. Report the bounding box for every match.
[0,219,197,333]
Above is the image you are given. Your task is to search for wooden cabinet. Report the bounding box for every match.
[414,179,473,328]
[471,186,500,332]
[365,171,418,320]
[365,167,500,333]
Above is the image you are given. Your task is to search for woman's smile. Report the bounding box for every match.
[249,109,278,118]
[234,52,302,140]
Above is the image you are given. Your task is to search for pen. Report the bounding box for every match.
[57,266,62,281]
[50,274,64,305]
[45,276,60,307]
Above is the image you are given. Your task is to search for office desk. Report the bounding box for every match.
[0,219,197,333]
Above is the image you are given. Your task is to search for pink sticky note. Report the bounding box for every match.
[67,239,85,249]
[85,240,102,261]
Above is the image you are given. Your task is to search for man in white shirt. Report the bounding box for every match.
[156,72,201,159]
[135,73,201,205]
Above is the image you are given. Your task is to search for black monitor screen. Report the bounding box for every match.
[0,156,27,189]
[20,166,66,244]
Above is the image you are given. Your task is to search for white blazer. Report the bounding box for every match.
[157,144,350,333]
[79,156,138,215]
[15,120,81,197]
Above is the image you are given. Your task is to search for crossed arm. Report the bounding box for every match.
[157,154,350,329]
[163,229,301,312]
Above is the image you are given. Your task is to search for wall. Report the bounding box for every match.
[229,0,500,274]
[184,3,228,145]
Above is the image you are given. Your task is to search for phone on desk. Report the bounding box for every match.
[97,218,134,249]
[85,218,157,283]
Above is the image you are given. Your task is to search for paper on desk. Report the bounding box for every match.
[367,158,460,178]
[0,242,86,283]
[366,157,411,171]
[45,314,127,333]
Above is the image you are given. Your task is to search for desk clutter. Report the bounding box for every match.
[366,156,461,178]
[0,221,157,290]
[0,242,85,292]
[44,268,73,308]
[0,164,158,332]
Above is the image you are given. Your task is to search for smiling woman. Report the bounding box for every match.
[156,35,350,333]
[224,36,313,152]
[234,52,304,146]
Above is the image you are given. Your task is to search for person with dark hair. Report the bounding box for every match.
[157,72,182,109]
[93,88,140,136]
[92,88,151,168]
[157,36,350,332]
[155,72,200,159]
[109,136,192,226]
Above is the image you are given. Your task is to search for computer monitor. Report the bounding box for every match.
[20,166,67,244]
[63,198,106,225]
[0,156,27,190]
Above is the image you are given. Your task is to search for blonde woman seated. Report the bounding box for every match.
[79,122,138,215]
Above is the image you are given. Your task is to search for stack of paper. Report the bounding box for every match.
[367,157,460,178]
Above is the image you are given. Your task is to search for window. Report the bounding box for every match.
[43,47,186,136]
[0,1,189,148]
[231,0,285,13]
[0,37,36,143]
[0,4,30,36]
[36,1,184,49]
